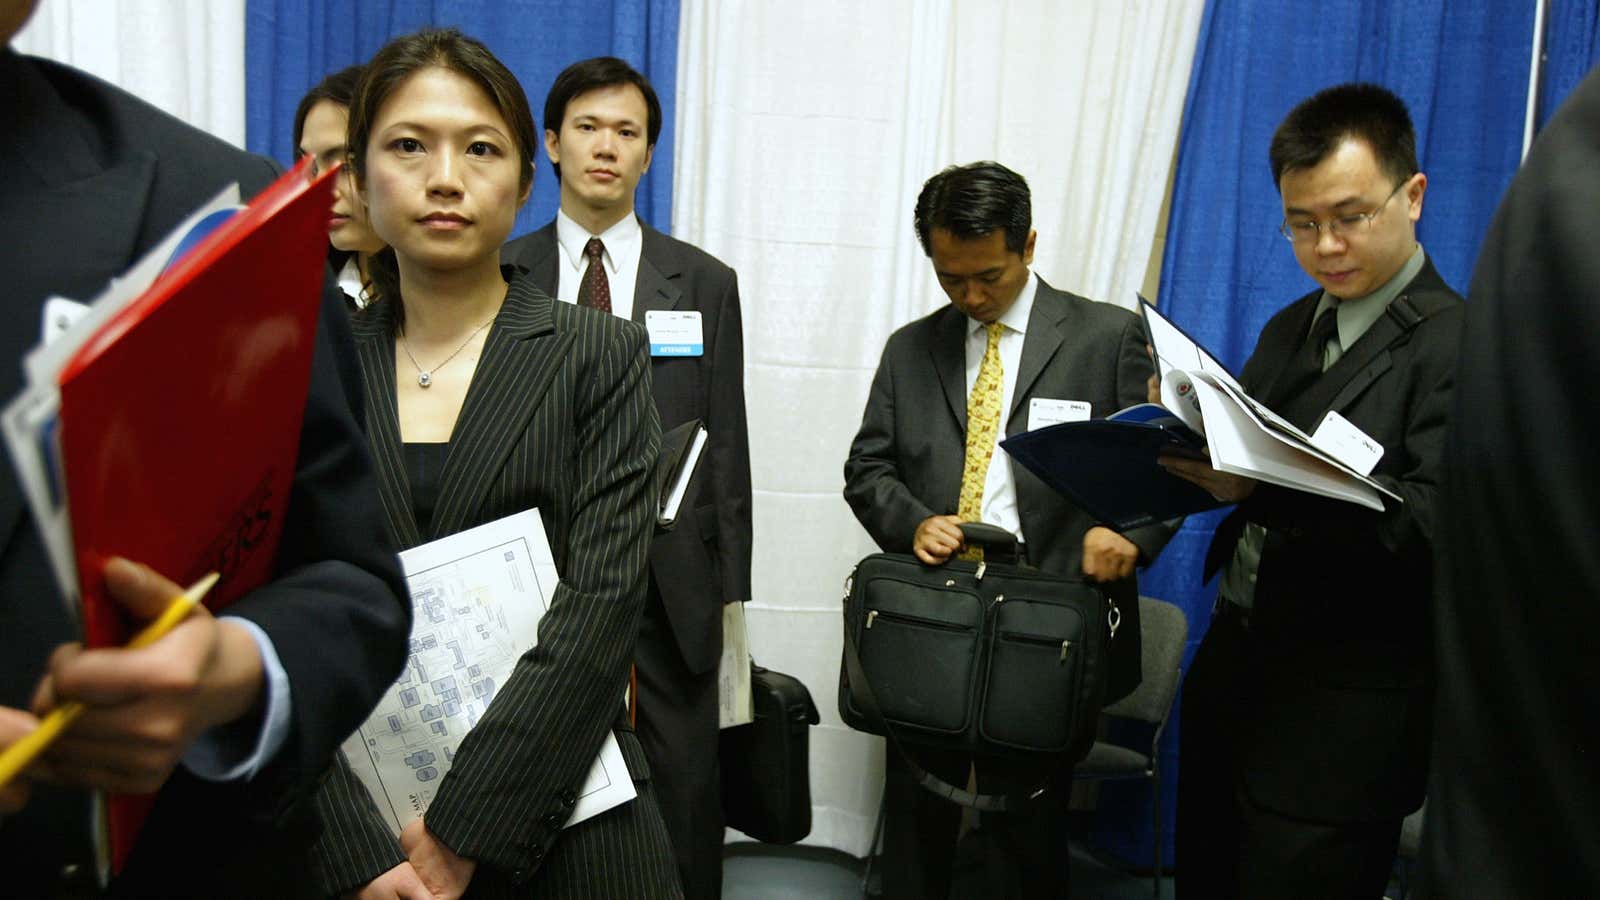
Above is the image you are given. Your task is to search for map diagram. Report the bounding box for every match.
[341,510,635,835]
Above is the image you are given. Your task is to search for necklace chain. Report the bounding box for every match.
[399,317,494,388]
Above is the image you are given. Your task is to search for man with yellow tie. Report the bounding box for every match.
[844,161,1172,898]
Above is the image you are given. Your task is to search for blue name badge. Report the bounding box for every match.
[646,310,704,357]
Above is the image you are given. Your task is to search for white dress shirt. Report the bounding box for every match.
[554,209,643,321]
[962,272,1039,543]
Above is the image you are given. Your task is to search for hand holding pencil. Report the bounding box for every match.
[0,559,260,800]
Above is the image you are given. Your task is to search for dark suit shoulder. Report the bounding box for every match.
[641,224,736,280]
[29,54,279,242]
[501,222,555,269]
[1034,279,1142,335]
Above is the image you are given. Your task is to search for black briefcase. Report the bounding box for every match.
[838,524,1117,809]
[720,662,820,844]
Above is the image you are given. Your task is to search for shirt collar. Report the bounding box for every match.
[968,271,1038,337]
[1315,244,1426,349]
[555,208,642,274]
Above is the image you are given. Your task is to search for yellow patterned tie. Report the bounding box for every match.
[957,322,1005,560]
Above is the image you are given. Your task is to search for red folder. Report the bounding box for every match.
[52,157,334,874]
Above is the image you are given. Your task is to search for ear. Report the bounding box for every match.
[1022,229,1038,266]
[1405,172,1427,224]
[544,128,561,166]
[640,143,654,176]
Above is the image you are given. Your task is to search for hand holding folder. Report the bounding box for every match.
[0,565,221,796]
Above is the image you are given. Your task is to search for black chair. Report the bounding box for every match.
[1072,595,1188,899]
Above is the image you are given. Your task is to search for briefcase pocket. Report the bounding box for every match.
[857,577,982,735]
[979,599,1087,752]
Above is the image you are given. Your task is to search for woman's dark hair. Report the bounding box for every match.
[293,64,367,278]
[913,161,1033,256]
[347,28,538,325]
[292,64,365,159]
[1269,83,1419,189]
[542,56,662,180]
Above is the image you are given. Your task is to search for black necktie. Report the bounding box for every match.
[1268,307,1340,407]
[577,237,612,314]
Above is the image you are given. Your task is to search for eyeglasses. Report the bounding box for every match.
[1278,179,1411,245]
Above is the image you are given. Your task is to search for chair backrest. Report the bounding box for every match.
[1103,596,1188,725]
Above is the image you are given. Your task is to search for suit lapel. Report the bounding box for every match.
[351,303,423,548]
[1010,283,1069,427]
[634,227,684,323]
[506,222,562,297]
[430,276,569,539]
[931,308,970,428]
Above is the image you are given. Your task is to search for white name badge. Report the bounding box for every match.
[1028,398,1092,431]
[1310,410,1384,476]
[645,310,704,357]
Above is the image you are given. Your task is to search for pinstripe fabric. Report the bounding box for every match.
[311,273,680,898]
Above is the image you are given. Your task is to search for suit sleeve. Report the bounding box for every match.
[706,268,753,605]
[421,323,661,881]
[1110,313,1178,561]
[221,286,410,818]
[1238,308,1461,554]
[843,336,937,552]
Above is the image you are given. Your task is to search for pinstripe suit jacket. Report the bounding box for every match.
[311,274,681,898]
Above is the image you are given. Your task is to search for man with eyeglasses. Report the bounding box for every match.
[1164,83,1464,897]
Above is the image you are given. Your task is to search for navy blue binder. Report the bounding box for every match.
[1000,404,1227,530]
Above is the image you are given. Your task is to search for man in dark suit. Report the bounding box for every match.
[1165,84,1462,898]
[502,57,750,900]
[844,161,1167,899]
[0,11,410,897]
[1418,68,1600,896]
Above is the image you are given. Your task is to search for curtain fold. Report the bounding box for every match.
[15,0,247,148]
[1537,0,1600,131]
[243,0,678,235]
[673,0,1204,858]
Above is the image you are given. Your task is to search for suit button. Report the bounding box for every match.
[559,789,577,808]
[529,843,544,861]
[544,812,565,829]
[513,869,529,882]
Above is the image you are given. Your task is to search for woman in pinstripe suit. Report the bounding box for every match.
[308,29,681,899]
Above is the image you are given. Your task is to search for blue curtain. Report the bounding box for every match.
[244,0,679,238]
[1090,0,1535,870]
[1537,0,1600,130]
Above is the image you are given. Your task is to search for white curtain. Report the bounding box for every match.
[14,0,247,148]
[675,0,1204,857]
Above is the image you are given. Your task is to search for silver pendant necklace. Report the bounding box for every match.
[399,317,494,388]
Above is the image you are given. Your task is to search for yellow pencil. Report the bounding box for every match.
[0,571,221,789]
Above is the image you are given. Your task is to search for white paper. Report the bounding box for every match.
[340,509,635,837]
[717,601,753,729]
[1139,299,1401,510]
[645,310,705,356]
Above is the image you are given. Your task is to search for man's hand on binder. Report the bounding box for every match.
[0,708,38,813]
[27,558,265,794]
[1158,454,1258,503]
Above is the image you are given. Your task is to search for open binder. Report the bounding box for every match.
[1,157,336,877]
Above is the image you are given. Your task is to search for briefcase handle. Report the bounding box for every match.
[958,522,1020,565]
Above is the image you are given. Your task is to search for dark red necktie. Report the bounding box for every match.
[577,237,612,314]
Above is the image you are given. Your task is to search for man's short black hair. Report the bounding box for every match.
[914,161,1032,256]
[1269,83,1418,188]
[543,56,663,180]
